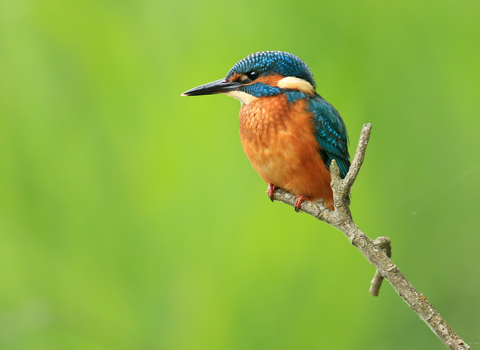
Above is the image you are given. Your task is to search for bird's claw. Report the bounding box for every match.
[267,184,277,202]
[294,195,307,213]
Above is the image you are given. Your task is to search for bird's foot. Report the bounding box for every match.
[267,183,277,202]
[294,195,308,213]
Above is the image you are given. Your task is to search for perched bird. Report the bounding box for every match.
[182,51,350,211]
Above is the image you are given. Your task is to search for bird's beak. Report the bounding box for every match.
[181,78,242,96]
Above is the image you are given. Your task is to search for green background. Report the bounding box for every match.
[1,0,479,349]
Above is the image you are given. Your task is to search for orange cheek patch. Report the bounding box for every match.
[250,74,284,86]
[227,73,242,82]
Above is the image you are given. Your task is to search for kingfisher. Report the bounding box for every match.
[182,51,350,211]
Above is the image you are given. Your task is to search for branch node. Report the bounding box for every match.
[387,265,397,272]
[369,237,393,297]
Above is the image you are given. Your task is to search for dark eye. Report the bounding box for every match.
[247,71,259,80]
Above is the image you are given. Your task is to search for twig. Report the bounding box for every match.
[272,124,470,350]
[369,237,392,296]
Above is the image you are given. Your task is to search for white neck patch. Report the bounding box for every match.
[277,77,315,95]
[224,91,258,105]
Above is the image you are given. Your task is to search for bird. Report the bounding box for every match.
[182,51,350,212]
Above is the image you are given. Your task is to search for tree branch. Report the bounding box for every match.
[272,124,470,350]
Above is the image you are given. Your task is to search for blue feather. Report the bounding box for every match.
[308,94,350,178]
[285,91,306,103]
[240,83,282,97]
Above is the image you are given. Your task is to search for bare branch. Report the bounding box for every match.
[272,123,470,350]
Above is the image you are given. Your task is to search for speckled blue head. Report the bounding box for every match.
[226,51,316,88]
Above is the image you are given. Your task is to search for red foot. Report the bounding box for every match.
[267,183,277,202]
[294,195,307,213]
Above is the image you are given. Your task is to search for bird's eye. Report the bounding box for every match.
[247,71,259,80]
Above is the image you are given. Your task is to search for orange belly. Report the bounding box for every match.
[239,95,334,210]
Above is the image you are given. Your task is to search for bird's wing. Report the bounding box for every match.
[308,95,351,178]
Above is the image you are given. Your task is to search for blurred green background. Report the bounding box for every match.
[1,0,479,349]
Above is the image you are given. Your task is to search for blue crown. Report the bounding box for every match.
[226,51,316,88]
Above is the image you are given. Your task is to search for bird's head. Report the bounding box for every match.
[182,51,317,105]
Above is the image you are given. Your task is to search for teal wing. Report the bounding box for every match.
[308,94,350,178]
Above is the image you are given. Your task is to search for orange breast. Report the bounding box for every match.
[239,94,334,210]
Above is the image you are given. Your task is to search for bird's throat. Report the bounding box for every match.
[224,90,258,105]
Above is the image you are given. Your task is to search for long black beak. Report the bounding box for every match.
[181,78,242,96]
